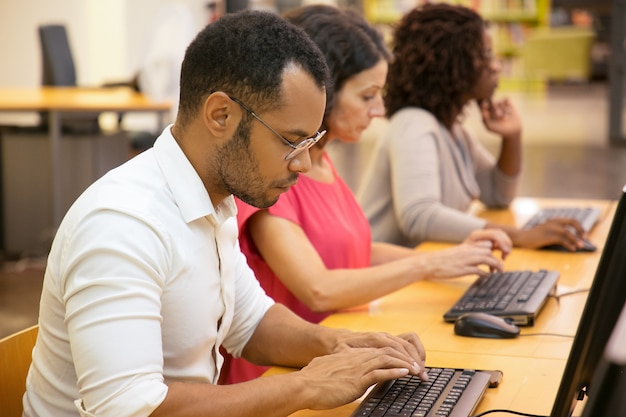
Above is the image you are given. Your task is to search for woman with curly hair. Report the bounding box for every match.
[220,3,513,384]
[358,2,588,251]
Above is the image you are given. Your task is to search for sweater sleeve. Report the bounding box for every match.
[460,127,519,208]
[388,114,488,245]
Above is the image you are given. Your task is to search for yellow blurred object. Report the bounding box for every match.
[522,26,595,82]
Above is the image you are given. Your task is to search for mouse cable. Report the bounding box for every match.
[550,287,590,304]
[471,409,547,417]
[518,332,574,338]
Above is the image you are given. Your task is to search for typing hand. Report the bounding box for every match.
[421,242,506,278]
[332,330,427,377]
[514,218,588,251]
[464,229,512,260]
[296,346,421,410]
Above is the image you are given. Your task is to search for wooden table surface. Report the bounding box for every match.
[0,86,170,112]
[0,86,171,227]
[267,197,617,417]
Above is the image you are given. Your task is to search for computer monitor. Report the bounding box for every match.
[550,184,626,417]
[580,301,626,416]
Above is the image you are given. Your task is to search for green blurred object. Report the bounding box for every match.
[522,26,596,82]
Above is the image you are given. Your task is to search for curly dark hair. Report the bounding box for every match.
[385,3,489,128]
[283,4,390,133]
[177,10,330,128]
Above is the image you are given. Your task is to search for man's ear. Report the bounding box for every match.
[202,92,238,137]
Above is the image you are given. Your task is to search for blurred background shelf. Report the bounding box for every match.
[362,0,607,92]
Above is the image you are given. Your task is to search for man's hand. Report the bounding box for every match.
[332,330,427,377]
[295,342,423,410]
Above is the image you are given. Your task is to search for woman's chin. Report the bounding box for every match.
[339,133,363,144]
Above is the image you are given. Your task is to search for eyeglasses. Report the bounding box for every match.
[229,96,326,161]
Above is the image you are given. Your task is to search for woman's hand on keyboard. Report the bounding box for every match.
[464,229,512,259]
[419,242,507,279]
[509,218,588,251]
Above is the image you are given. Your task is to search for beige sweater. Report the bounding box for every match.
[358,107,519,247]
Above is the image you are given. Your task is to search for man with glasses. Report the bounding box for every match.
[229,96,326,162]
[23,10,427,417]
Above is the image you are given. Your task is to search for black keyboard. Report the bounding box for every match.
[350,368,492,417]
[523,206,601,233]
[443,269,560,326]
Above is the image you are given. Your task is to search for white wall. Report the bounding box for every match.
[0,0,210,88]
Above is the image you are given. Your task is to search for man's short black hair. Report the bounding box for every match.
[177,10,330,127]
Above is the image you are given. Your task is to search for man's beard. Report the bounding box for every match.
[214,121,296,208]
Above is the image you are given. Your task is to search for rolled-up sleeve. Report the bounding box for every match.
[61,210,171,417]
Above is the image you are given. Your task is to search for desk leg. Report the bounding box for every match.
[48,111,62,228]
[157,111,165,132]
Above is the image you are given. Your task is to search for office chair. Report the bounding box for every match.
[38,23,157,153]
[38,24,102,134]
[39,24,77,87]
[37,24,140,135]
[0,325,38,417]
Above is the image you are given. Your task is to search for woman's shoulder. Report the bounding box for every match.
[386,107,444,145]
[389,107,441,133]
[391,106,438,122]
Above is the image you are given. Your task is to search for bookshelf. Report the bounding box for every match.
[363,0,550,27]
[363,0,553,91]
[483,0,551,67]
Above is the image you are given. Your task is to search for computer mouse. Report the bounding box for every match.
[454,312,520,339]
[542,238,597,252]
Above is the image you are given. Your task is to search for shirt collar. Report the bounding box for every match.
[153,126,237,224]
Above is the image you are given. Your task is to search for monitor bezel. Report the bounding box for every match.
[550,184,626,417]
[580,300,626,417]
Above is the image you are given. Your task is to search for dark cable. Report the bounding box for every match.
[471,409,548,417]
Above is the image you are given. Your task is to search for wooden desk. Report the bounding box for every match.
[271,197,617,417]
[0,86,170,227]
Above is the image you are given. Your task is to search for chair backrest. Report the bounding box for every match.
[38,24,77,87]
[0,325,38,417]
[37,24,101,134]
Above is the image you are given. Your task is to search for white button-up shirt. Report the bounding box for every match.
[24,126,274,417]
